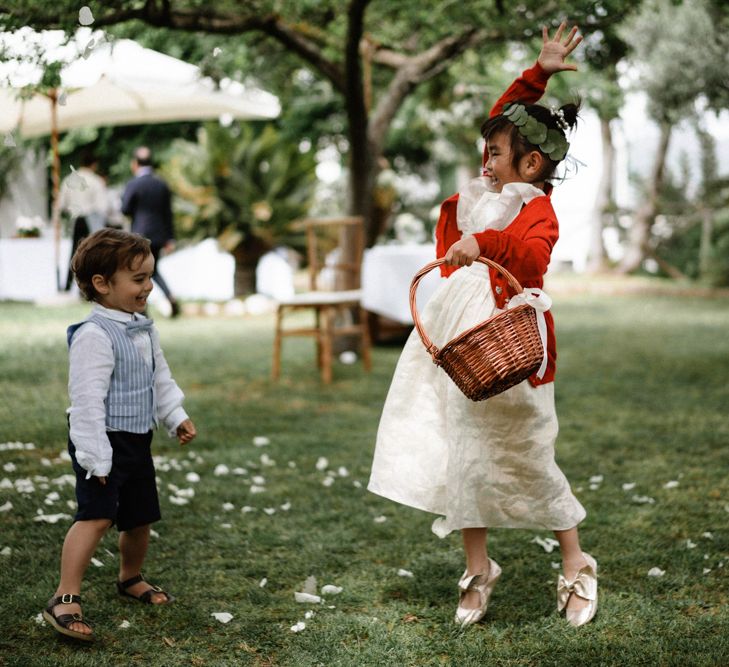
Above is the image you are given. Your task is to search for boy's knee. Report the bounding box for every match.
[81,518,113,533]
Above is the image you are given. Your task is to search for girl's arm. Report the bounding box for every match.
[490,22,582,117]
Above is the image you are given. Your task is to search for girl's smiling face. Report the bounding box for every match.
[94,253,154,313]
[484,130,524,192]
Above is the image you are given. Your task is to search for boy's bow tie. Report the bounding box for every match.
[126,317,154,335]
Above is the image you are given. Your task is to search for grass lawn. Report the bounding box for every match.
[0,286,728,666]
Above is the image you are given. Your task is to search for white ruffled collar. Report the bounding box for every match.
[456,178,544,237]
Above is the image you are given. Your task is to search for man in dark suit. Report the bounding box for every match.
[121,146,180,317]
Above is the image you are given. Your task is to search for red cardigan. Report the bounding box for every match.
[434,62,558,386]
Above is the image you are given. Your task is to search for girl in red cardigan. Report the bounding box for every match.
[369,23,597,628]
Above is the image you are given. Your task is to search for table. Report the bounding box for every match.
[361,243,443,325]
[0,237,71,301]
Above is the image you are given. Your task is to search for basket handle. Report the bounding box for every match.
[409,257,525,358]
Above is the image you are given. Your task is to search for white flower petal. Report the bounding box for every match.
[185,472,200,483]
[703,568,712,575]
[259,577,267,588]
[321,585,342,595]
[150,529,160,538]
[397,568,414,578]
[589,475,603,484]
[211,612,233,624]
[373,515,387,523]
[220,523,232,529]
[32,512,71,524]
[3,462,16,472]
[241,506,255,513]
[222,502,235,511]
[337,466,349,477]
[294,592,321,604]
[531,536,560,553]
[431,517,450,539]
[647,567,665,577]
[252,475,266,485]
[686,539,697,549]
[702,532,714,539]
[0,501,12,513]
[632,495,656,504]
[119,619,131,629]
[304,610,315,619]
[315,457,329,471]
[352,480,362,488]
[168,496,189,506]
[290,621,306,633]
[622,482,636,491]
[288,461,297,468]
[322,476,335,487]
[250,485,266,494]
[280,502,291,511]
[91,557,103,567]
[214,464,230,476]
[34,612,46,625]
[263,507,276,515]
[339,351,357,365]
[0,478,12,489]
[232,467,248,475]
[260,454,275,466]
[253,436,270,447]
[663,480,679,489]
[1,546,11,556]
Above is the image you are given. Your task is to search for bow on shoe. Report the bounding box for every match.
[459,572,488,593]
[557,566,597,612]
[126,317,154,336]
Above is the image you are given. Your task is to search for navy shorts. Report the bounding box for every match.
[69,430,161,532]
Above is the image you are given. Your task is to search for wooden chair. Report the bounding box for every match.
[272,216,372,383]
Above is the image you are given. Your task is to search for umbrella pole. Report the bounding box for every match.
[49,89,62,291]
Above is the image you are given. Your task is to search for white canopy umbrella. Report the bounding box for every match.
[0,34,280,287]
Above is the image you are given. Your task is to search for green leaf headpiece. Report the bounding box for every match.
[501,102,570,162]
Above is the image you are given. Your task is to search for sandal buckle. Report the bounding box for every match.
[61,593,75,604]
[151,585,163,592]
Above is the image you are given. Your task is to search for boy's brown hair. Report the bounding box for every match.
[71,228,151,302]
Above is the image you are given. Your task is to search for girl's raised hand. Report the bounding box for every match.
[538,21,582,74]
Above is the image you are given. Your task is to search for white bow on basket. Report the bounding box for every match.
[506,288,552,380]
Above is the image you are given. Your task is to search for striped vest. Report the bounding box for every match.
[67,313,156,433]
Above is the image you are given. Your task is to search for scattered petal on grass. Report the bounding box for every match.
[686,539,697,549]
[280,502,291,511]
[220,523,232,529]
[431,517,450,539]
[3,462,16,472]
[339,351,357,365]
[589,483,600,491]
[0,478,12,489]
[303,576,317,594]
[3,132,16,148]
[703,568,712,575]
[91,557,103,567]
[397,569,414,578]
[259,578,267,588]
[211,612,233,624]
[232,467,248,475]
[337,466,349,477]
[212,47,222,57]
[622,482,636,491]
[551,561,561,569]
[589,475,603,484]
[150,529,160,538]
[33,512,71,524]
[1,546,11,556]
[0,501,12,513]
[290,621,306,633]
[222,502,235,511]
[315,457,328,471]
[119,620,131,629]
[176,488,195,499]
[531,536,560,553]
[663,480,679,489]
[260,454,275,466]
[352,480,362,488]
[294,592,321,604]
[34,612,46,625]
[322,477,335,487]
[632,495,656,505]
[647,567,665,577]
[252,475,266,485]
[253,436,270,447]
[185,472,200,483]
[321,585,342,595]
[214,464,230,476]
[702,532,714,539]
[250,485,266,494]
[304,610,315,619]
[288,461,297,469]
[241,506,255,513]
[168,496,189,506]
[373,515,387,523]
[263,508,276,516]
[78,6,94,25]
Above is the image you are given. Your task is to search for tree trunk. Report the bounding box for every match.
[586,116,614,273]
[232,236,271,296]
[698,207,713,280]
[617,120,673,274]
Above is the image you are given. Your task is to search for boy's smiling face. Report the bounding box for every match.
[93,253,154,314]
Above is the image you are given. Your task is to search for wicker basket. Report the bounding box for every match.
[410,257,545,401]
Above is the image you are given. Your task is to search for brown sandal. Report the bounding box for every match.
[43,594,95,642]
[116,574,175,604]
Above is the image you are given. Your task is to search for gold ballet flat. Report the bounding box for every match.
[557,552,598,627]
[454,558,502,627]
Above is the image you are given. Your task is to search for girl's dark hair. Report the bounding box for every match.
[480,99,580,181]
[71,228,152,302]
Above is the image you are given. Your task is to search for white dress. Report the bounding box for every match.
[368,179,585,536]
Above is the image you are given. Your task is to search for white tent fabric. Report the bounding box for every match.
[0,37,280,136]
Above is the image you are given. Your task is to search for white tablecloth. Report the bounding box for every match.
[0,237,71,300]
[361,244,443,324]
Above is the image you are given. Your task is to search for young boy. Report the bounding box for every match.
[43,228,196,642]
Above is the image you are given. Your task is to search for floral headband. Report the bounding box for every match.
[501,102,570,161]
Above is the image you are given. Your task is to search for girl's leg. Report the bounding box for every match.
[553,526,590,613]
[460,527,490,609]
[118,524,168,604]
[52,518,112,635]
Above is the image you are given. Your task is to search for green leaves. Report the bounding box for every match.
[500,104,569,161]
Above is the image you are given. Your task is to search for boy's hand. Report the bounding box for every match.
[444,236,480,267]
[96,476,107,485]
[538,21,582,74]
[176,419,197,445]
